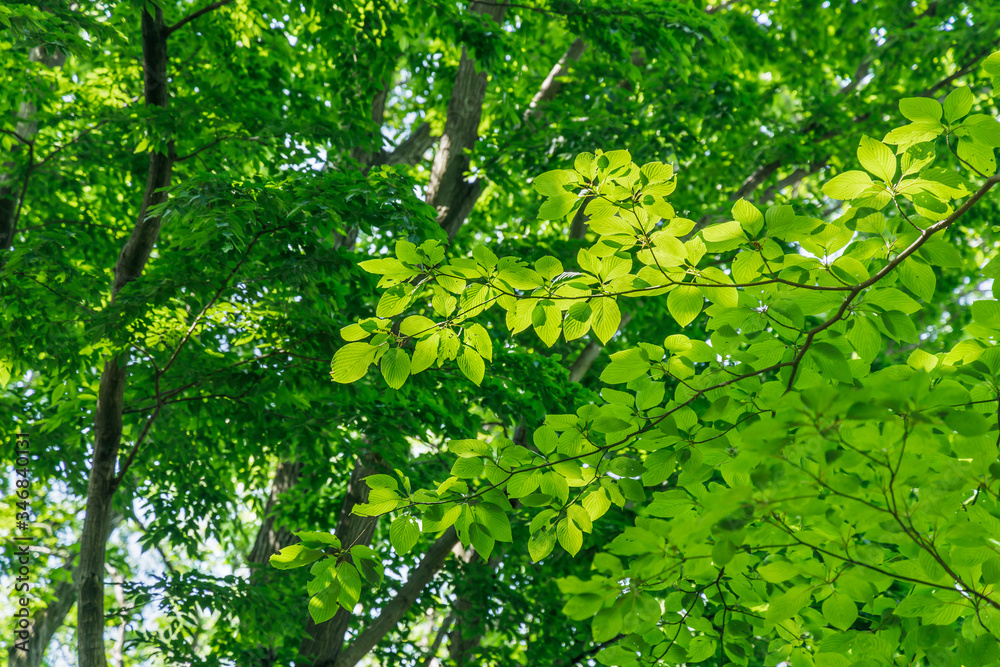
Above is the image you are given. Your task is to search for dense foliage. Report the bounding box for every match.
[2,1,1000,667]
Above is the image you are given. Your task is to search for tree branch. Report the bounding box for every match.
[383,123,437,167]
[77,8,174,667]
[425,1,508,240]
[333,528,461,667]
[166,0,234,36]
[523,38,587,124]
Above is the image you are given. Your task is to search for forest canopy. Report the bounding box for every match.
[2,1,1000,667]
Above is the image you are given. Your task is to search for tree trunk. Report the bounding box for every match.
[425,1,508,240]
[76,8,173,667]
[8,514,121,667]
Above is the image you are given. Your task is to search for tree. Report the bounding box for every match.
[2,1,1000,666]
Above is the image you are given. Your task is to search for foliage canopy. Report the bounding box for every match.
[2,1,1000,667]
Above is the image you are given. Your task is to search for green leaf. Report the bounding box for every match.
[592,606,623,643]
[533,169,580,196]
[389,515,420,554]
[308,579,343,624]
[591,298,622,344]
[867,287,921,314]
[757,561,800,583]
[847,317,881,364]
[808,342,853,384]
[697,267,738,308]
[822,170,873,200]
[532,304,561,347]
[464,322,493,361]
[529,530,556,562]
[858,136,896,182]
[898,257,935,301]
[331,342,378,383]
[556,518,583,556]
[476,503,513,542]
[271,544,324,570]
[601,348,649,383]
[411,334,440,374]
[535,256,564,281]
[507,470,541,498]
[538,192,578,220]
[899,97,942,122]
[822,592,858,630]
[380,348,411,389]
[667,285,703,327]
[399,315,436,337]
[469,523,495,560]
[336,562,362,609]
[702,220,746,248]
[766,585,812,627]
[457,347,485,385]
[376,285,413,318]
[883,120,945,151]
[943,86,973,123]
[732,198,764,235]
[295,531,341,548]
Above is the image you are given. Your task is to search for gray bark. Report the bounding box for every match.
[248,460,304,570]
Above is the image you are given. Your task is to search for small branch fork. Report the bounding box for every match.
[112,222,286,487]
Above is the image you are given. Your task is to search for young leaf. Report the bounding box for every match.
[943,86,973,123]
[667,285,703,327]
[331,342,378,384]
[389,515,420,554]
[899,97,942,122]
[271,544,324,570]
[529,530,556,562]
[591,298,622,344]
[457,347,485,385]
[556,518,583,556]
[822,170,873,200]
[308,580,343,624]
[380,348,411,389]
[858,136,897,182]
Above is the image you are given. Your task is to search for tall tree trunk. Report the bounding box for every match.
[8,514,121,667]
[425,1,508,240]
[77,8,173,667]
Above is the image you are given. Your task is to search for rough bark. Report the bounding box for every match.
[425,1,508,240]
[445,545,496,667]
[77,8,173,667]
[7,514,121,667]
